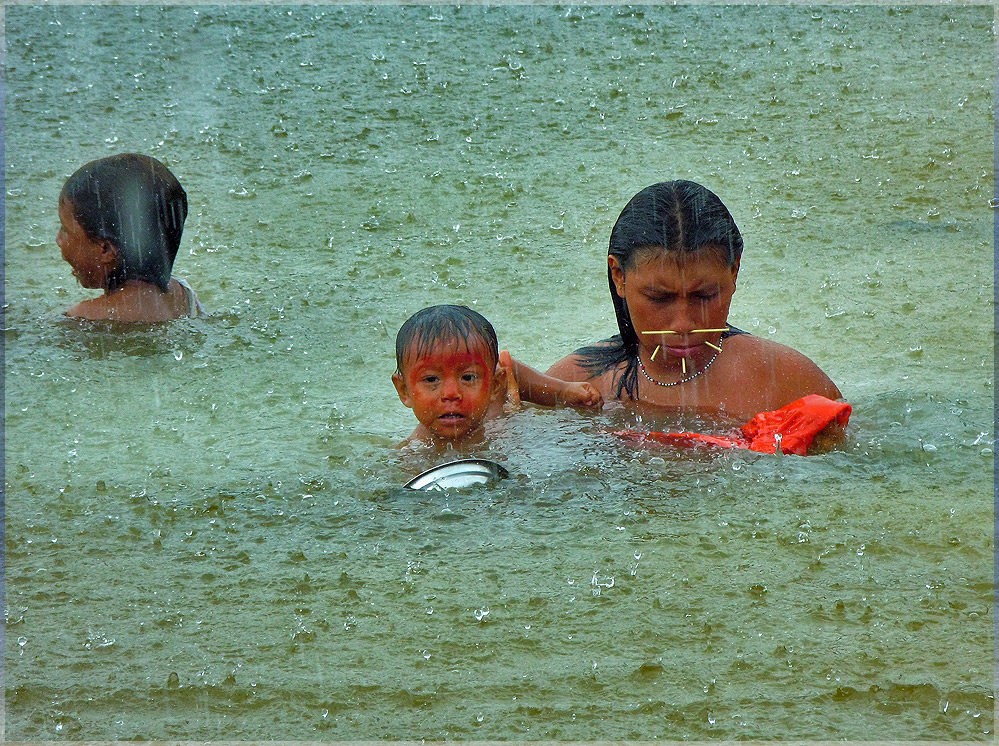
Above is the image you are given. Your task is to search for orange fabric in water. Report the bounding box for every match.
[615,395,852,456]
[740,394,852,455]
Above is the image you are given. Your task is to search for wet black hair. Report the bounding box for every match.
[60,153,188,293]
[575,180,744,400]
[395,305,499,373]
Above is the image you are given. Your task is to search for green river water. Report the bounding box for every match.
[3,4,995,740]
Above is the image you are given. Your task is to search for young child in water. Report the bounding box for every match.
[392,305,601,446]
[57,153,203,322]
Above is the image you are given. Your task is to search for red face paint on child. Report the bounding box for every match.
[393,339,500,442]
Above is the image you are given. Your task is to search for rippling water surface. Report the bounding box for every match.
[3,4,994,740]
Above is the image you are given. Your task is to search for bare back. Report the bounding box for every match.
[65,278,200,323]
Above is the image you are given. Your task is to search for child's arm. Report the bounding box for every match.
[511,358,603,409]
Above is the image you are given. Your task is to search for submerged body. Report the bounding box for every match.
[57,153,202,323]
[545,182,841,424]
[63,276,203,322]
[393,305,600,448]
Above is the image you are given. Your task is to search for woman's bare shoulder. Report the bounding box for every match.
[545,339,617,381]
[546,345,625,404]
[545,354,590,381]
[728,334,841,401]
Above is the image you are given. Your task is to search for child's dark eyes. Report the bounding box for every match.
[415,368,483,386]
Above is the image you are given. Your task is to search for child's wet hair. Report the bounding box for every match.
[60,153,188,293]
[396,305,499,372]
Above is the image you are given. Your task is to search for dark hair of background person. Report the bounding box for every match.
[60,153,188,293]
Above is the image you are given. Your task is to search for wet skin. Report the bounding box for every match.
[547,248,841,419]
[57,198,117,289]
[393,340,504,443]
[610,252,738,379]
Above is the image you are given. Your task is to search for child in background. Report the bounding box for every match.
[57,153,203,321]
[392,305,601,446]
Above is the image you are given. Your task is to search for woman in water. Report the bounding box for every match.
[542,180,840,423]
[57,153,203,321]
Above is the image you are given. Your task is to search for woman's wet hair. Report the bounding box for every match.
[60,153,188,293]
[396,305,499,372]
[575,180,743,399]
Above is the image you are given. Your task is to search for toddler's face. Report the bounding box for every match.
[394,338,500,441]
[57,199,114,289]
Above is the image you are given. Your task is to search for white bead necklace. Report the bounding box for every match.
[637,340,723,387]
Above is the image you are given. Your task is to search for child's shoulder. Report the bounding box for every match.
[65,280,197,323]
[65,296,114,321]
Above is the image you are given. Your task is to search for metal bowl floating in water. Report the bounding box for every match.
[404,459,510,491]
